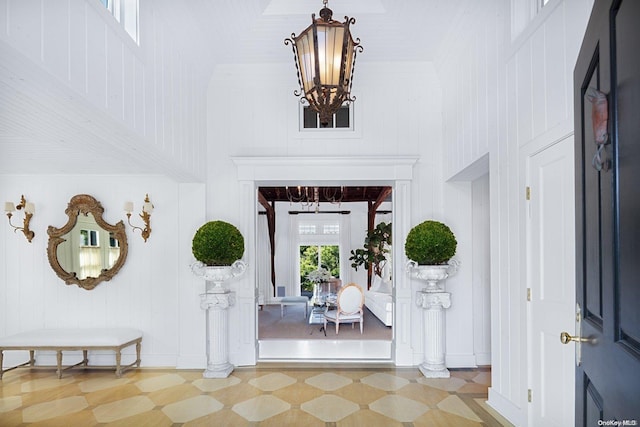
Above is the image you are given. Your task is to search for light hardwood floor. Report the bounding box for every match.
[0,365,513,426]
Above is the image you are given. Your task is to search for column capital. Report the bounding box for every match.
[416,291,451,309]
[200,292,236,310]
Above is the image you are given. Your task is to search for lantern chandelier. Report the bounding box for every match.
[286,186,345,213]
[285,0,363,127]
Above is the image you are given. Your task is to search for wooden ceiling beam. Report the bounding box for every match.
[258,190,277,296]
[371,186,392,212]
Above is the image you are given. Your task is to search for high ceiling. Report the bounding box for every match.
[0,0,475,177]
[183,0,476,65]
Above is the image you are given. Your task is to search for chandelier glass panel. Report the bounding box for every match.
[286,1,362,127]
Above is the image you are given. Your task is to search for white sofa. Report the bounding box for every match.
[364,277,393,327]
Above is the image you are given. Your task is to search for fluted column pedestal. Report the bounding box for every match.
[200,291,235,378]
[416,291,451,378]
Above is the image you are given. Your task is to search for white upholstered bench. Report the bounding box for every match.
[0,328,142,379]
[280,296,309,319]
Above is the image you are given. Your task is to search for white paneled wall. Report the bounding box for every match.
[472,174,491,366]
[438,1,503,180]
[0,0,207,181]
[0,176,206,368]
[206,59,485,368]
[435,0,593,424]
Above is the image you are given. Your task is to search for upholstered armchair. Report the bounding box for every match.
[323,283,364,335]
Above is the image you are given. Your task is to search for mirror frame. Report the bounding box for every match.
[47,194,128,290]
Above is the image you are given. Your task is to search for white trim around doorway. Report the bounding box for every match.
[231,156,418,365]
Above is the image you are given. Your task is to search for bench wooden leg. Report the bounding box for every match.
[115,350,122,378]
[56,351,63,379]
[0,350,36,380]
[136,341,141,367]
[29,350,35,366]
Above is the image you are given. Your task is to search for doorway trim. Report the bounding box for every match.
[231,156,418,365]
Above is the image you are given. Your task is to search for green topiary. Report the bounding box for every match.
[192,221,244,266]
[404,220,457,265]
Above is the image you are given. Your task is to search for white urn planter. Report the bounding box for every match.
[406,260,460,293]
[191,259,247,378]
[191,260,247,294]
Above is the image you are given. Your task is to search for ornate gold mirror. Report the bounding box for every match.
[47,194,128,290]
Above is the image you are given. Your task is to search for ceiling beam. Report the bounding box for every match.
[258,191,277,296]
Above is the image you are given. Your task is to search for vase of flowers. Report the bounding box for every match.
[308,268,331,301]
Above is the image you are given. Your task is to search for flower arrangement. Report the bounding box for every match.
[307,268,331,284]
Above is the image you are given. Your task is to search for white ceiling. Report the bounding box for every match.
[185,0,475,65]
[0,0,475,178]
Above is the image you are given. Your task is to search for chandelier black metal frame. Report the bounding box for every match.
[285,0,363,127]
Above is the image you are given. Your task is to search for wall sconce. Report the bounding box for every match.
[124,194,153,242]
[5,195,35,242]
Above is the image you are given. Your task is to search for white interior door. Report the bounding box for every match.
[527,137,575,426]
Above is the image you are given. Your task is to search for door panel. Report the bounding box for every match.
[529,138,575,426]
[585,380,604,424]
[614,0,640,356]
[574,0,640,424]
[582,63,604,325]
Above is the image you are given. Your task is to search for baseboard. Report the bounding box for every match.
[176,354,206,369]
[487,387,524,426]
[475,352,491,366]
[2,351,34,368]
[445,353,478,368]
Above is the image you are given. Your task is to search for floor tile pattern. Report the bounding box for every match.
[0,366,514,426]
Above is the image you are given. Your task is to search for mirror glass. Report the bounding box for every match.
[47,194,128,290]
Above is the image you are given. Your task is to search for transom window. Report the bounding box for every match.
[98,0,139,43]
[298,224,317,234]
[302,105,351,129]
[298,222,340,235]
[323,224,340,234]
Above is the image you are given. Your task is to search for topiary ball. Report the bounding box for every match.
[192,221,245,266]
[404,220,457,265]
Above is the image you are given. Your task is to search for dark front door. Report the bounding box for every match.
[574,0,640,424]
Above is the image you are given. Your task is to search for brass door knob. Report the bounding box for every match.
[560,331,590,344]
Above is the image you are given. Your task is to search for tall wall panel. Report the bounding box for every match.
[0,0,207,181]
[435,0,592,424]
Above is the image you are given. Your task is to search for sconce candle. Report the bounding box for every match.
[125,194,153,242]
[5,195,35,242]
[142,200,154,214]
